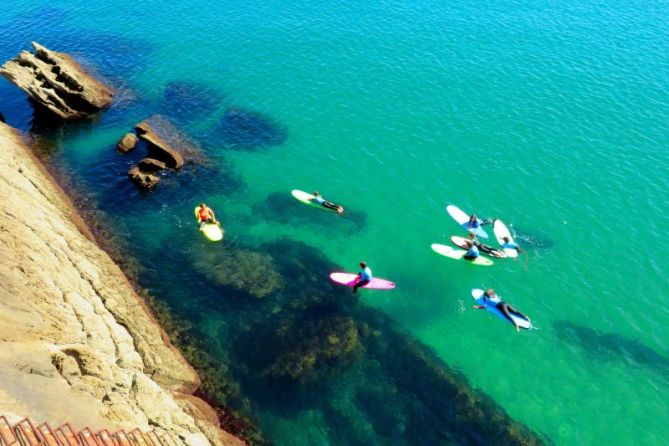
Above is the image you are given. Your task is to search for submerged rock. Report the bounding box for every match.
[244,312,362,385]
[193,249,283,299]
[128,165,160,190]
[213,108,287,150]
[135,120,185,169]
[0,42,113,119]
[116,132,137,153]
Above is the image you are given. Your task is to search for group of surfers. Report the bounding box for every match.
[195,194,530,331]
[461,215,524,260]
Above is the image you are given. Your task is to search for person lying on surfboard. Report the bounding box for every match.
[463,240,480,261]
[311,191,344,215]
[353,261,372,294]
[501,236,525,254]
[196,203,220,229]
[468,233,505,258]
[474,289,531,333]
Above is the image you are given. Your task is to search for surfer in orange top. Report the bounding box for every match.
[196,203,219,229]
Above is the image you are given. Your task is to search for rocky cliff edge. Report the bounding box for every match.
[0,121,244,446]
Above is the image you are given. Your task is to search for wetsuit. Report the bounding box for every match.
[471,237,502,257]
[484,294,527,325]
[502,241,523,253]
[312,195,342,212]
[353,267,372,293]
[464,245,479,260]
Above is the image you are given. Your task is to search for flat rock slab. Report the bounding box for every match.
[0,42,113,120]
[138,157,167,172]
[135,120,185,169]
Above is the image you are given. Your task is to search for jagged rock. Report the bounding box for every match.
[138,158,168,173]
[116,133,137,153]
[0,42,113,119]
[135,121,184,169]
[128,165,160,190]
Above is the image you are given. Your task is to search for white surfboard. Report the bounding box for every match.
[471,288,532,329]
[446,204,489,238]
[431,243,494,266]
[493,219,518,258]
[450,236,506,258]
[291,190,341,213]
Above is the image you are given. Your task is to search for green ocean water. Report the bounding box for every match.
[1,1,668,444]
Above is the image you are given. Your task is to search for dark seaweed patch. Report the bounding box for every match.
[211,108,287,150]
[553,320,669,378]
[254,192,367,235]
[161,80,225,125]
[512,226,555,250]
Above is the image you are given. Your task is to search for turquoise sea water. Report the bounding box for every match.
[2,1,668,444]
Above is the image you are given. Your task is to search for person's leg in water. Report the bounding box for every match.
[504,303,530,321]
[353,279,370,294]
[323,201,344,214]
[463,254,476,261]
[497,302,522,332]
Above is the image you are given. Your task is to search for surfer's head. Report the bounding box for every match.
[313,191,320,196]
[469,214,477,222]
[199,203,206,208]
[484,288,495,297]
[503,236,510,242]
[468,232,476,239]
[360,261,367,268]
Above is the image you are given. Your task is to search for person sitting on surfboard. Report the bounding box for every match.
[463,240,480,261]
[474,289,530,333]
[468,233,505,258]
[353,261,372,294]
[501,236,525,253]
[196,203,219,229]
[311,191,344,215]
[466,214,492,231]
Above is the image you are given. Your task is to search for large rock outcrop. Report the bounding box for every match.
[0,42,113,119]
[135,120,185,169]
[0,121,244,446]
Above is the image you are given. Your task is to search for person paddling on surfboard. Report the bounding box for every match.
[311,191,344,215]
[501,236,525,254]
[474,289,530,332]
[196,203,219,229]
[463,240,480,261]
[353,261,372,294]
[468,233,505,258]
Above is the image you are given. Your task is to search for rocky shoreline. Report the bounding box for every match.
[0,121,244,446]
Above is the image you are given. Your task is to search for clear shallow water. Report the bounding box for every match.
[2,1,668,444]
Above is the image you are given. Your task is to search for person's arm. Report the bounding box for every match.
[473,305,485,309]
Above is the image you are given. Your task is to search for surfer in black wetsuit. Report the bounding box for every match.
[311,191,344,214]
[474,289,530,332]
[468,233,505,258]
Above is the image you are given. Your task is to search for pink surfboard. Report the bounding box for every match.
[329,272,396,290]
